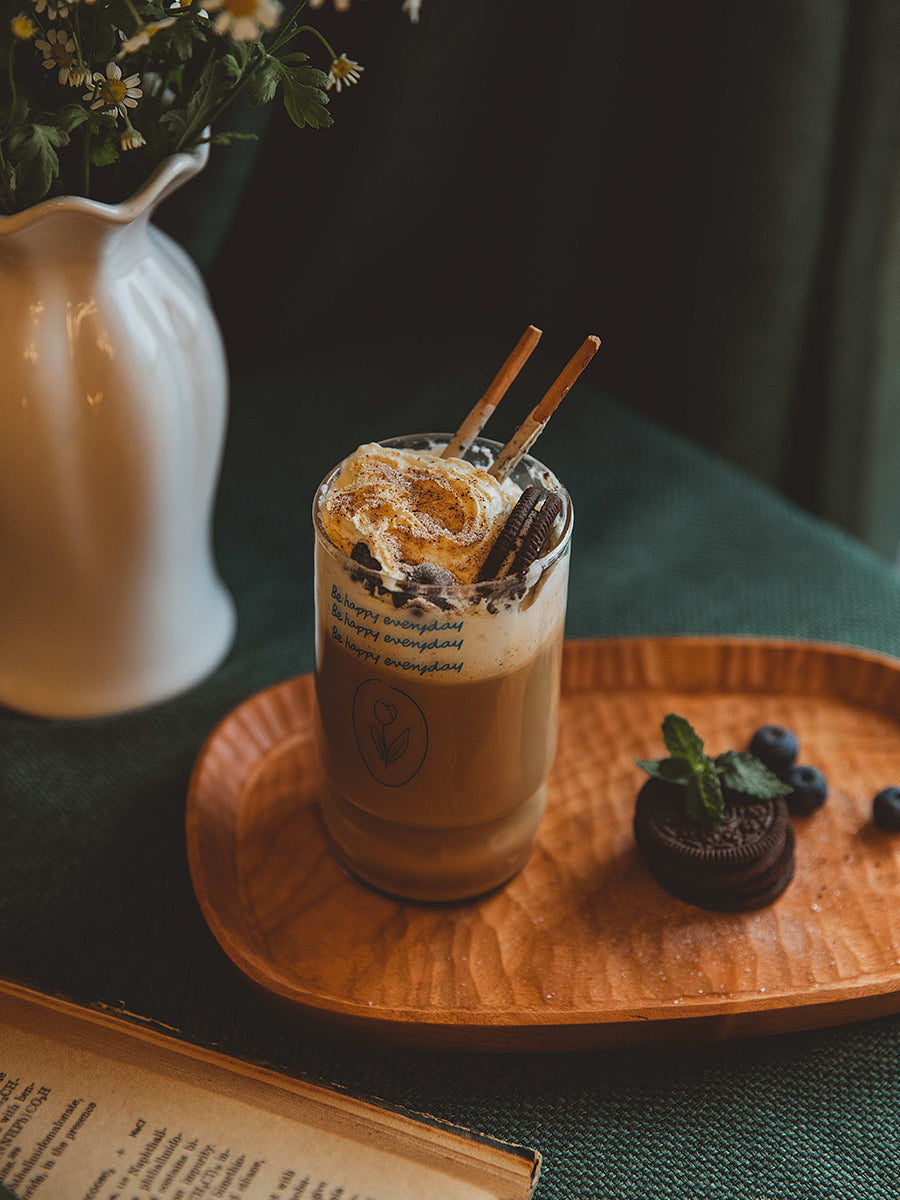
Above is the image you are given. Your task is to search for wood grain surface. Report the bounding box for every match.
[186,637,900,1050]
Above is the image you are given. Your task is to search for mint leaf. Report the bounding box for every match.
[635,757,693,784]
[637,713,724,827]
[686,767,724,827]
[715,750,792,798]
[661,713,706,766]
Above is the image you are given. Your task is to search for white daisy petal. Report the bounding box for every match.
[326,53,363,92]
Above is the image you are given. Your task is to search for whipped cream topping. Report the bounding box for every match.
[319,442,520,584]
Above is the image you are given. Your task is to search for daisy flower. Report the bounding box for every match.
[120,127,146,151]
[84,62,143,119]
[10,12,36,37]
[204,0,281,42]
[308,0,351,10]
[326,52,363,92]
[67,61,90,87]
[33,0,69,20]
[35,28,77,83]
[118,17,176,57]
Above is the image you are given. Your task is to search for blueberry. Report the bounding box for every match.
[749,725,799,774]
[784,764,828,815]
[873,788,900,832]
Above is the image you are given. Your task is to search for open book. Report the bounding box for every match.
[0,980,539,1200]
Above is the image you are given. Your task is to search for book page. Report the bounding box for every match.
[0,983,538,1200]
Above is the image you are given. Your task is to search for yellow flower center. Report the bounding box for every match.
[224,0,259,16]
[50,42,73,66]
[331,57,354,80]
[100,78,128,103]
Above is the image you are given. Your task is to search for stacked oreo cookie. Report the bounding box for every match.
[634,777,795,912]
[633,714,796,912]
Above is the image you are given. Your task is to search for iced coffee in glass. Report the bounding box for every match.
[312,432,573,901]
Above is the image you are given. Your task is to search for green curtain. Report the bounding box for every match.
[183,0,900,558]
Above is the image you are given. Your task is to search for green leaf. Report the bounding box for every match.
[171,21,200,61]
[635,757,693,784]
[246,58,281,106]
[6,123,69,204]
[186,54,235,124]
[89,137,120,167]
[636,713,726,828]
[661,713,705,766]
[159,108,192,140]
[243,55,330,123]
[287,61,330,91]
[715,750,792,798]
[220,53,245,83]
[279,64,332,129]
[55,104,91,136]
[283,85,332,130]
[685,768,724,827]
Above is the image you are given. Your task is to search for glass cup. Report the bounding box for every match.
[312,434,573,902]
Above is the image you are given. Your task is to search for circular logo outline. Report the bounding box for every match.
[352,678,429,787]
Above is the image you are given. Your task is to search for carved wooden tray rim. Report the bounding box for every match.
[186,636,900,1050]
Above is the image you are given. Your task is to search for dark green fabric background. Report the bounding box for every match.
[5,336,900,1198]
[6,1,900,1196]
[161,0,900,558]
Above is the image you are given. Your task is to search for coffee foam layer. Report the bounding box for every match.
[315,538,570,683]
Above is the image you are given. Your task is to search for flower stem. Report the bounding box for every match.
[123,0,144,28]
[1,47,16,209]
[7,41,18,114]
[264,0,309,52]
[268,20,336,61]
[82,125,90,197]
[0,142,14,214]
[173,41,220,152]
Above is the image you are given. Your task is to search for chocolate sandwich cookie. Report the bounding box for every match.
[633,778,795,911]
[510,492,564,575]
[477,486,542,581]
[477,485,562,582]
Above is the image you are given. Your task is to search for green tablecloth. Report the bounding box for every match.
[4,335,900,1199]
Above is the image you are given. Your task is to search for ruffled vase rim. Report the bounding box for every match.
[0,137,209,232]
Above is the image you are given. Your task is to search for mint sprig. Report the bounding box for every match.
[636,713,792,827]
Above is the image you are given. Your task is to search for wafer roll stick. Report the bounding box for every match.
[442,325,542,459]
[488,335,601,481]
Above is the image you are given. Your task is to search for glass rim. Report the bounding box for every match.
[312,432,573,596]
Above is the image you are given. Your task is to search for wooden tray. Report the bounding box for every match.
[186,637,900,1051]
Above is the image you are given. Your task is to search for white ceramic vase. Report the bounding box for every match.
[0,142,236,718]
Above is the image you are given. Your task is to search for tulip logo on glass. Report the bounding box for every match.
[352,682,428,785]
